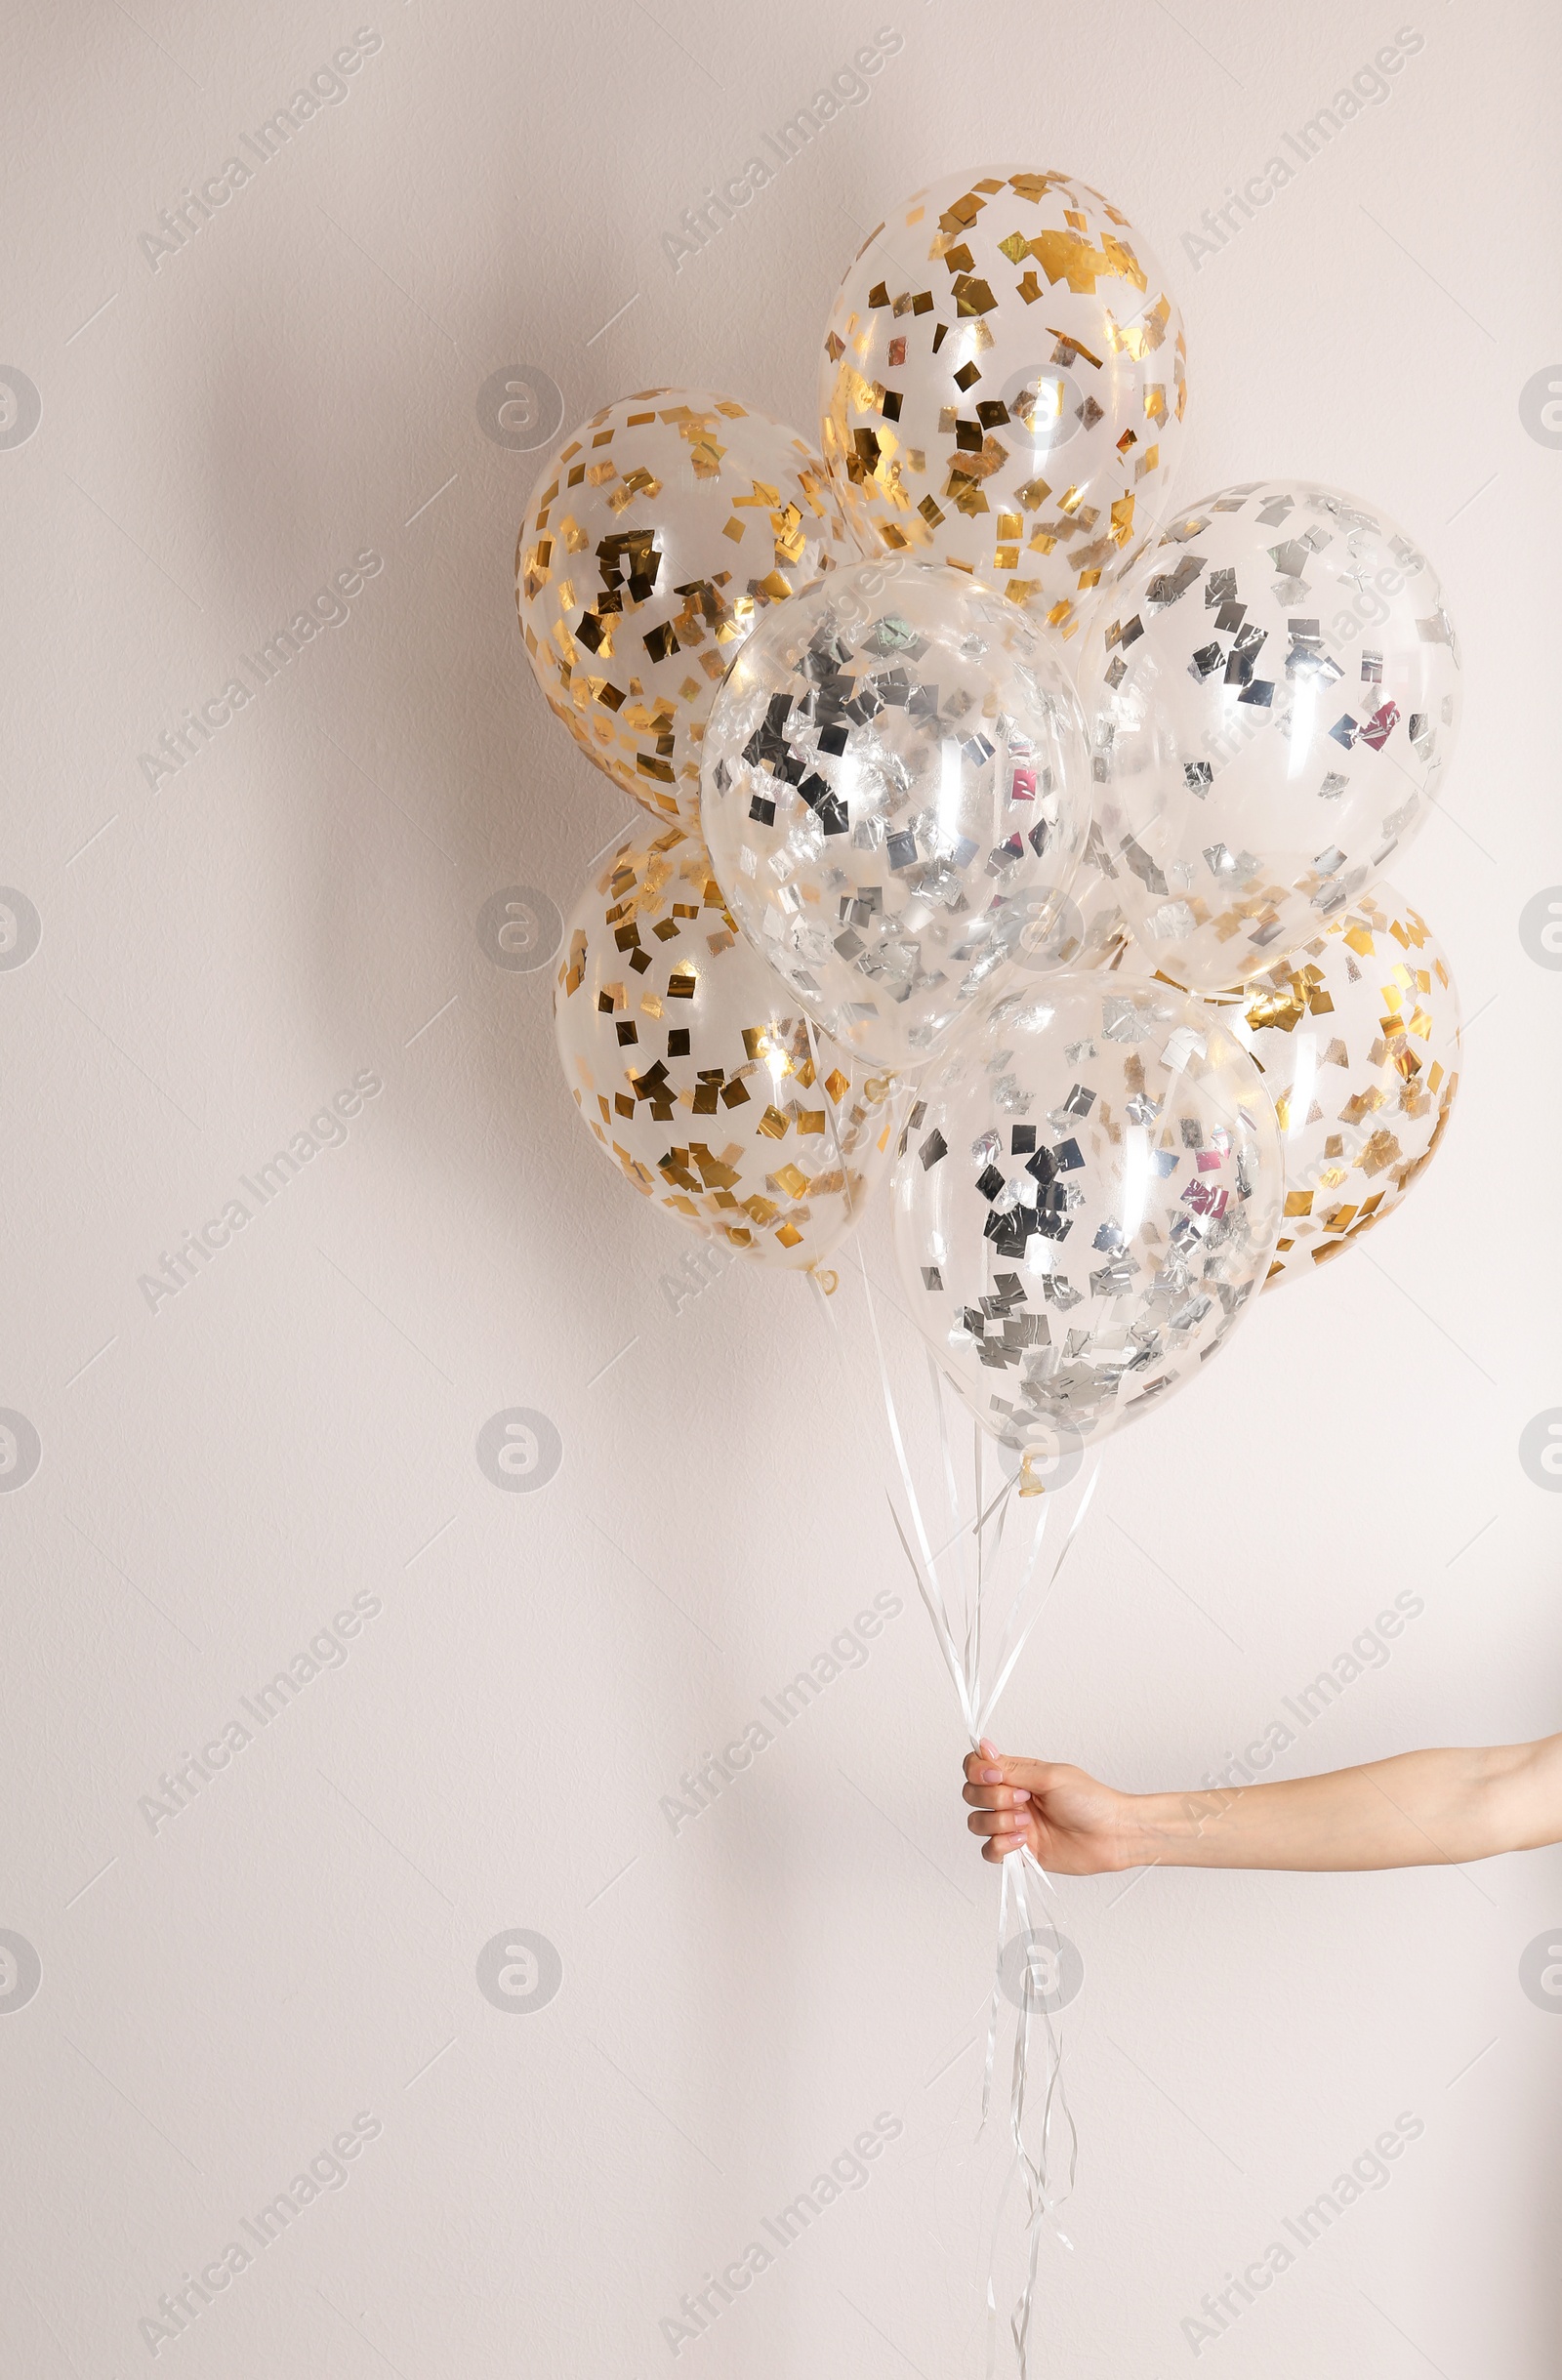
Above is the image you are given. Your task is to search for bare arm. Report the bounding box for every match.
[962,1735,1562,1874]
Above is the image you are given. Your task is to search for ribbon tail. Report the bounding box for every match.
[980,1849,1013,2132]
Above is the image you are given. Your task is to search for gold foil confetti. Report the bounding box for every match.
[819,168,1188,626]
[555,820,910,1271]
[1229,885,1461,1287]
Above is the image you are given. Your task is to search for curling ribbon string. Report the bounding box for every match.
[803,1018,1092,2378]
[975,1458,1100,1744]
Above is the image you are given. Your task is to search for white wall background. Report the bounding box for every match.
[4,2,1561,2373]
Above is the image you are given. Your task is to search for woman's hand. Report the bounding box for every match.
[965,1734,1562,1876]
[962,1739,1138,1873]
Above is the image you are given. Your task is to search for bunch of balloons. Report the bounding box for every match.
[520,163,1463,1460]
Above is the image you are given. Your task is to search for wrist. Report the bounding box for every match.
[1107,1790,1169,1870]
[1119,1788,1222,1868]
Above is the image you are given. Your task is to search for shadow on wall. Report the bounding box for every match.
[194,284,641,1217]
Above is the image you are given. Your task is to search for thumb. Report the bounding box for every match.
[997,1752,1054,1790]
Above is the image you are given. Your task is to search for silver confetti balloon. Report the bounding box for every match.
[1075,479,1462,991]
[892,974,1284,1454]
[700,556,1091,1074]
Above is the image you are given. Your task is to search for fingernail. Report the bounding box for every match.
[1011,1788,1029,1801]
[978,1737,998,1756]
[980,1767,1002,1784]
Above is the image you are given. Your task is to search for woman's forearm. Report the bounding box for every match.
[1120,1737,1562,1871]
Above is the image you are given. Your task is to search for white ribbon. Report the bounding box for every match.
[802,1020,1099,2373]
[845,1236,1097,2377]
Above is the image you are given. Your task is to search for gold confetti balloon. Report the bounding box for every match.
[1218,885,1461,1288]
[892,976,1283,1455]
[700,555,1091,1076]
[516,390,853,829]
[818,167,1188,641]
[1076,479,1463,993]
[554,821,908,1271]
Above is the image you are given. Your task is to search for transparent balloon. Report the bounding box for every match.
[1218,884,1461,1288]
[892,975,1283,1452]
[1076,478,1462,991]
[516,390,852,827]
[818,167,1188,642]
[554,823,907,1271]
[700,556,1090,1074]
